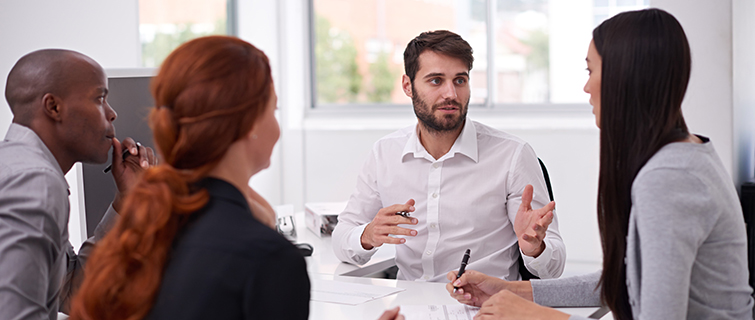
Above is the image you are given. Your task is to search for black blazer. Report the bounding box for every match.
[146,178,310,319]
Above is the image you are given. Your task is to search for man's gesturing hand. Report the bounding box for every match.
[360,199,418,250]
[514,185,555,257]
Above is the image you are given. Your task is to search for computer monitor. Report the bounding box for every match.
[82,69,155,237]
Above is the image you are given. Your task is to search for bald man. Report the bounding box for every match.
[0,49,155,320]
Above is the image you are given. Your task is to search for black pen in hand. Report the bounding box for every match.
[395,211,411,218]
[103,142,141,173]
[453,249,471,292]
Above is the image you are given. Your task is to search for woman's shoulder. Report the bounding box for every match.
[631,139,736,223]
[176,199,297,261]
[634,140,722,188]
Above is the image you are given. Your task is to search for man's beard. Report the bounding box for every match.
[412,87,468,134]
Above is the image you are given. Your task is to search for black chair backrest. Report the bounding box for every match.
[518,158,555,281]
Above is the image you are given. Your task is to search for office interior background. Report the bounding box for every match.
[1,0,754,276]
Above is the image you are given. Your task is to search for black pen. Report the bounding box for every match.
[395,211,411,218]
[103,142,140,173]
[453,249,471,292]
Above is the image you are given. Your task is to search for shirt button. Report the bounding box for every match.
[430,223,437,229]
[423,276,430,280]
[433,163,440,169]
[426,250,432,255]
[432,193,438,198]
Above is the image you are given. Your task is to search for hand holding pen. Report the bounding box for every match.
[360,199,418,250]
[107,137,156,210]
[447,263,534,308]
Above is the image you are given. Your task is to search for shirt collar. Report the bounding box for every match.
[401,117,479,163]
[4,123,66,177]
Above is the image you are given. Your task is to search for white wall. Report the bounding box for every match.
[653,0,734,176]
[237,0,284,206]
[0,0,141,248]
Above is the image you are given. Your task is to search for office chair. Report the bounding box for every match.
[518,158,555,281]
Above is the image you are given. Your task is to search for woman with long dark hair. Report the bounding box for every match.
[444,8,753,319]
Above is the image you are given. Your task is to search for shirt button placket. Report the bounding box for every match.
[421,160,442,281]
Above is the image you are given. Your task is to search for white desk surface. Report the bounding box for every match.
[310,274,603,320]
[57,212,607,320]
[293,212,608,320]
[295,212,397,277]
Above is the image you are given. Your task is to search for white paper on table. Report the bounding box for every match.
[399,304,480,320]
[310,279,405,305]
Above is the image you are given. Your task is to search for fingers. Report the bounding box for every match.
[449,270,473,291]
[538,210,554,229]
[379,201,416,218]
[544,200,556,212]
[373,224,417,237]
[119,138,157,168]
[520,184,534,210]
[525,209,554,242]
[377,306,401,320]
[363,200,419,249]
[377,235,407,245]
[121,137,138,156]
[122,140,149,168]
[145,146,157,166]
[111,137,123,164]
[373,226,417,245]
[447,270,459,282]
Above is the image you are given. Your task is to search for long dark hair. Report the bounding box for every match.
[70,36,272,320]
[594,9,691,319]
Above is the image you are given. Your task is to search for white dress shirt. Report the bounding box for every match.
[332,118,566,282]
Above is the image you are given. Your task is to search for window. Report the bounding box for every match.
[312,0,648,108]
[139,0,233,67]
[313,0,487,106]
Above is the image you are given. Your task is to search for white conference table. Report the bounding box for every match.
[293,212,609,320]
[57,212,607,320]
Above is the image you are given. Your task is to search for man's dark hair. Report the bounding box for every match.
[403,30,473,83]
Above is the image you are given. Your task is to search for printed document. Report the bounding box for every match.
[310,279,405,305]
[399,304,480,320]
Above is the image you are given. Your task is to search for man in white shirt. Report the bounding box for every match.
[332,30,566,282]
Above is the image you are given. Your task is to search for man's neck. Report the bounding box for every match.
[18,120,75,174]
[417,121,464,160]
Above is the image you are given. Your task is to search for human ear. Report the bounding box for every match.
[402,74,413,98]
[41,93,63,122]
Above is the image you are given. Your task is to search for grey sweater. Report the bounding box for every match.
[531,139,754,319]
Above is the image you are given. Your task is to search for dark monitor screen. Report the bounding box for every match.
[82,70,155,237]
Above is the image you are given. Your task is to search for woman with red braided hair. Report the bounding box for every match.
[68,36,308,319]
